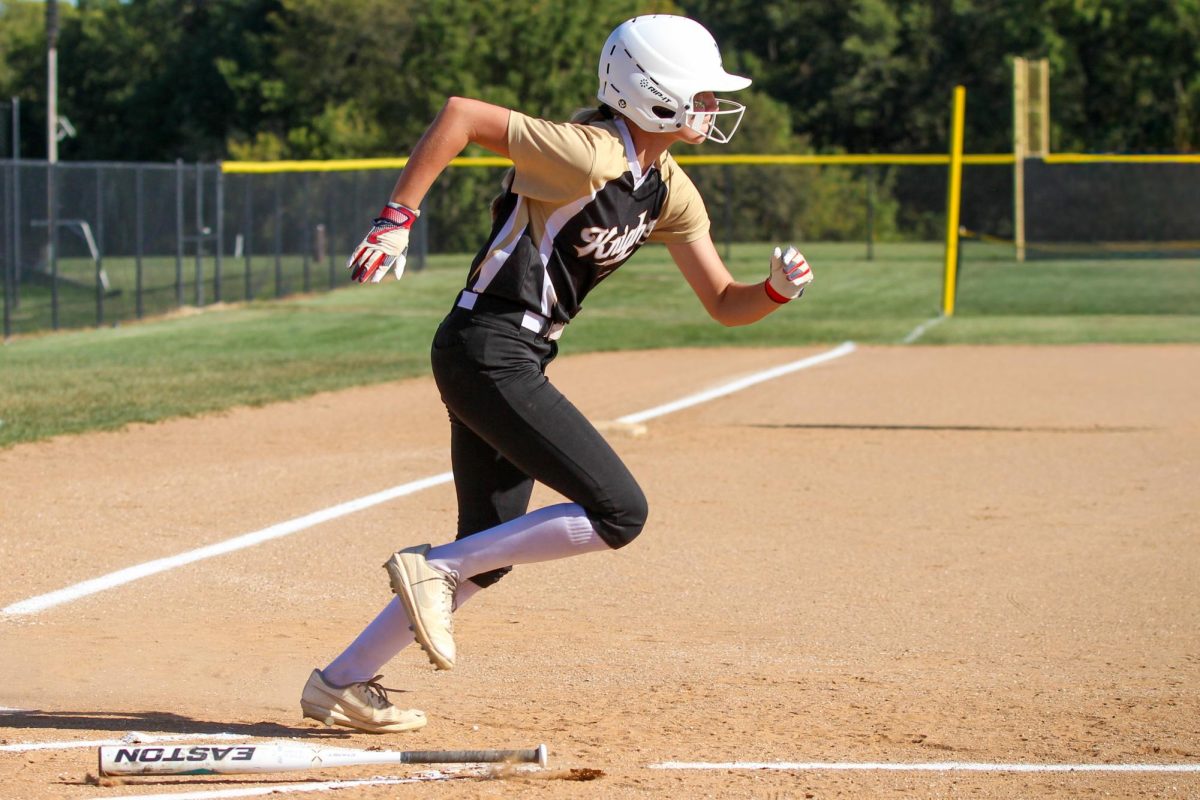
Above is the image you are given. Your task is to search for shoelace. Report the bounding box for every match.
[439,575,458,629]
[357,675,401,709]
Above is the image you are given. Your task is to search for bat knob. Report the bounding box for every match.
[535,743,548,768]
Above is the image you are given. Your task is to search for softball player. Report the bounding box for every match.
[300,14,813,733]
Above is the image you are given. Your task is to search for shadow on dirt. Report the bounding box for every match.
[0,709,348,739]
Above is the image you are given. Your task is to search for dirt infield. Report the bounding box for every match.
[2,344,1198,799]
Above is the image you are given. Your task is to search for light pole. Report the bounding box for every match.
[47,0,58,166]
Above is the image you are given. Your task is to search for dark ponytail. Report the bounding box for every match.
[568,105,617,125]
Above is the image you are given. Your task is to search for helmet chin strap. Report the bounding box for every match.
[683,99,746,144]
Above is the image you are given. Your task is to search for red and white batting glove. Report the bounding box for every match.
[765,245,813,303]
[347,202,420,283]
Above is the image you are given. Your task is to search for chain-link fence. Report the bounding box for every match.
[15,155,1180,338]
[1020,160,1200,257]
[0,160,441,336]
[2,158,915,337]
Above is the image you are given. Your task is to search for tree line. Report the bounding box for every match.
[1,0,1196,163]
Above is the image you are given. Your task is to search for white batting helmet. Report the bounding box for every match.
[597,15,751,144]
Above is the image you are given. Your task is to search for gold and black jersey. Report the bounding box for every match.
[464,112,710,325]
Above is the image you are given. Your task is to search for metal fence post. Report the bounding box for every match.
[273,173,282,297]
[302,172,312,292]
[194,161,204,307]
[49,161,59,329]
[95,167,104,326]
[243,176,252,301]
[352,170,363,270]
[4,159,12,338]
[326,184,336,289]
[135,164,144,318]
[11,96,20,311]
[215,164,224,303]
[866,166,876,261]
[175,158,184,308]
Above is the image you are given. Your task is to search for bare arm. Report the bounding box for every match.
[667,235,786,326]
[345,97,510,283]
[389,97,511,210]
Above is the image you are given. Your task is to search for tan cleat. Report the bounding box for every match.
[300,669,426,733]
[385,544,458,670]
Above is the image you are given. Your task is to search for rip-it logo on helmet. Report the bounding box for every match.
[638,78,672,104]
[597,15,750,144]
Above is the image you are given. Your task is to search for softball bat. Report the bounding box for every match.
[98,740,548,776]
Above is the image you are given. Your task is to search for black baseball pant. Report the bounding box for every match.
[429,296,648,587]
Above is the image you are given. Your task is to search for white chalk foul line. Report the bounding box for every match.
[0,732,247,753]
[901,315,945,344]
[2,473,453,617]
[618,341,856,424]
[3,344,855,617]
[651,761,1200,773]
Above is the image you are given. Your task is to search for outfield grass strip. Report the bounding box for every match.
[4,243,1196,449]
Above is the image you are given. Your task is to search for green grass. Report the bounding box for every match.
[4,254,336,335]
[1,241,1196,447]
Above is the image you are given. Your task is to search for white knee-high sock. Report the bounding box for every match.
[323,581,483,686]
[425,503,610,583]
[323,504,608,685]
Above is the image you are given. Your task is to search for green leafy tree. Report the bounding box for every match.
[683,0,1052,154]
[3,0,1195,172]
[368,0,675,249]
[1045,0,1200,152]
[0,0,277,161]
[221,0,408,159]
[685,0,1196,154]
[0,0,72,159]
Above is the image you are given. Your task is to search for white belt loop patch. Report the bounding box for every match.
[457,291,563,341]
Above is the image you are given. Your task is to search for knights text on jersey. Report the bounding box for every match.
[464,111,710,325]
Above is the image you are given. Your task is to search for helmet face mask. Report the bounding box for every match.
[597,15,750,144]
[683,97,745,144]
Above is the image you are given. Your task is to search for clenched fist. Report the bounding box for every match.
[764,245,813,303]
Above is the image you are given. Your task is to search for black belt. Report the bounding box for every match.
[455,290,565,340]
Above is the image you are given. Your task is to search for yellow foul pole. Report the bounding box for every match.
[942,85,966,316]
